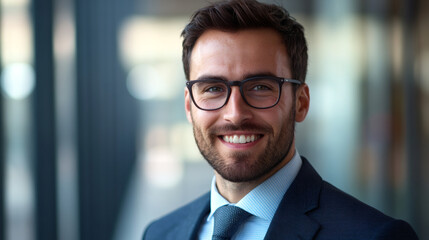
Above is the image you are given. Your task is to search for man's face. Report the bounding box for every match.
[185,28,309,183]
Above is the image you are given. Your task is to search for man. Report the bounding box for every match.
[143,0,418,239]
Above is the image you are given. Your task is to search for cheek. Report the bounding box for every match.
[276,91,295,119]
[252,110,281,131]
[263,104,293,134]
[191,109,219,129]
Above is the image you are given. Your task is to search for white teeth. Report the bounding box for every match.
[223,135,259,144]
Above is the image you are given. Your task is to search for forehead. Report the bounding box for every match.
[189,28,290,80]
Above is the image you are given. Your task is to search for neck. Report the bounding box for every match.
[215,143,296,203]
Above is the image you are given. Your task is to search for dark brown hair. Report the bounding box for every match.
[181,0,308,82]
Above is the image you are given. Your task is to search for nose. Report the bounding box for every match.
[222,87,252,124]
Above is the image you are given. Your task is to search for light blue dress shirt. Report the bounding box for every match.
[198,151,302,240]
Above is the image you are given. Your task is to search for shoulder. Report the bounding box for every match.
[295,157,418,239]
[143,192,210,240]
[314,180,418,239]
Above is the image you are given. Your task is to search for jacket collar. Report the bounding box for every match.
[170,192,210,240]
[264,157,322,240]
[160,193,210,240]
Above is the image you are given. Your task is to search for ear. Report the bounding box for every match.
[295,83,310,122]
[184,87,193,124]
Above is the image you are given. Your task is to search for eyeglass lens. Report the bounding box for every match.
[191,78,280,110]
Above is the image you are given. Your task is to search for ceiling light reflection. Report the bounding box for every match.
[1,63,35,100]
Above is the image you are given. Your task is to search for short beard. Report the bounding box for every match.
[192,105,296,183]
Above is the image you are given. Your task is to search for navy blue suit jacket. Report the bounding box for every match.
[143,158,418,239]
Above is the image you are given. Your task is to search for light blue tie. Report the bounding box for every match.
[212,205,252,240]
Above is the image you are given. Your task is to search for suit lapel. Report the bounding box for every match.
[264,158,322,240]
[171,193,210,240]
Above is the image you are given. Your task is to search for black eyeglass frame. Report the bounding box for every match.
[186,75,302,111]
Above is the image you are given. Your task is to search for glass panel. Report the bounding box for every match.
[53,0,79,239]
[1,0,35,239]
[114,16,212,240]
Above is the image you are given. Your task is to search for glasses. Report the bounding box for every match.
[186,76,301,111]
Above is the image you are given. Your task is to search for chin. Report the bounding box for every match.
[215,161,269,183]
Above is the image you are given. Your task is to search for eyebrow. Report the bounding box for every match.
[195,72,277,81]
[242,72,277,79]
[195,75,227,81]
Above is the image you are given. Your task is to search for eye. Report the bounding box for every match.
[246,80,275,92]
[205,86,225,93]
[194,81,227,95]
[251,84,271,91]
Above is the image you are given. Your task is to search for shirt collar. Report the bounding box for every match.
[208,150,302,221]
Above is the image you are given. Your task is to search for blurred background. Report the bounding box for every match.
[0,0,428,239]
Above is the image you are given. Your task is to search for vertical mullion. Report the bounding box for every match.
[32,0,57,239]
[402,0,421,234]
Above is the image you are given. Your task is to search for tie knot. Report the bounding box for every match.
[212,205,252,240]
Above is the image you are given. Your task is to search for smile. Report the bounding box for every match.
[222,134,261,144]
